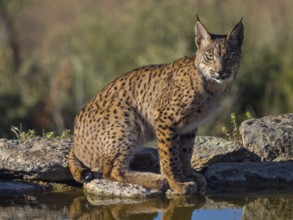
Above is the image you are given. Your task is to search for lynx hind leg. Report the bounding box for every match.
[179,132,207,194]
[68,146,94,183]
[108,147,168,191]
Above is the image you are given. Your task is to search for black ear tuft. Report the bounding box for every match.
[196,14,201,22]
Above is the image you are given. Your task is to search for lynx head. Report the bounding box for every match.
[194,17,244,84]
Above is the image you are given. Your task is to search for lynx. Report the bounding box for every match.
[69,17,244,194]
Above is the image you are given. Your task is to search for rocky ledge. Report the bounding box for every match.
[0,113,292,197]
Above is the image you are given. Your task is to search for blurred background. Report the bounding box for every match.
[0,0,293,138]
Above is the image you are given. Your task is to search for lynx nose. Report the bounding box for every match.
[219,70,232,80]
[218,70,225,75]
[214,70,224,79]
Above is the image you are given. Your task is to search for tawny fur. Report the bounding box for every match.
[68,18,244,194]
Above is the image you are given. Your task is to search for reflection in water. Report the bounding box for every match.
[0,189,293,220]
[70,194,206,220]
[243,197,293,220]
[0,191,82,219]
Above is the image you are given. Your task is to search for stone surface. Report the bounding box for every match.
[1,132,293,198]
[205,161,293,187]
[0,137,73,182]
[192,136,258,171]
[84,179,163,198]
[240,113,293,161]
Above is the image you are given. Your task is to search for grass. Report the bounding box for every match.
[10,125,72,141]
[221,112,253,144]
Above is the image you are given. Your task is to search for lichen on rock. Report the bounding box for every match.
[240,113,293,161]
[84,179,163,198]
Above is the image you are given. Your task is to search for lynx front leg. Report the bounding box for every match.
[179,131,207,194]
[155,122,197,195]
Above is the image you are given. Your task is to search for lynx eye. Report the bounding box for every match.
[204,54,214,61]
[226,53,237,62]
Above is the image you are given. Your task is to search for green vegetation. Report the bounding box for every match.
[10,126,37,141]
[1,0,293,138]
[11,125,71,141]
[221,112,253,144]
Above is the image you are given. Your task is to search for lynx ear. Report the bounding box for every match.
[195,19,211,49]
[227,18,244,48]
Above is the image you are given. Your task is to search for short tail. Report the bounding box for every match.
[68,146,94,183]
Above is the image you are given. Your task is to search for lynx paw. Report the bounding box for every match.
[168,181,198,195]
[187,172,207,194]
[154,176,169,191]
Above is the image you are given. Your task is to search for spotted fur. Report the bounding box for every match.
[68,18,244,194]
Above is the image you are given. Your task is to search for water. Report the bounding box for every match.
[0,189,293,220]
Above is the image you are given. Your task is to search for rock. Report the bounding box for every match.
[0,137,73,182]
[1,132,293,198]
[192,136,259,171]
[84,179,163,198]
[207,184,293,199]
[240,113,293,161]
[205,161,293,187]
